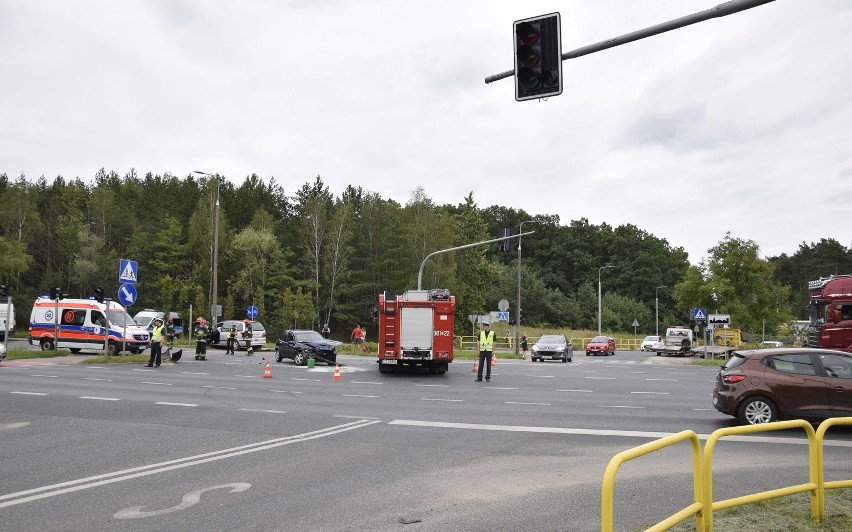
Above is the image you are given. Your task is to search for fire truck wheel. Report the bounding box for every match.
[40,338,55,351]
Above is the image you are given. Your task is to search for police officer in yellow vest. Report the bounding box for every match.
[476,321,495,382]
[147,317,164,367]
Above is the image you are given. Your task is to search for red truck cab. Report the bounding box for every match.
[808,275,852,352]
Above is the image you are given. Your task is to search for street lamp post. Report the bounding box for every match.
[193,171,220,324]
[598,265,614,335]
[515,220,538,355]
[655,286,667,336]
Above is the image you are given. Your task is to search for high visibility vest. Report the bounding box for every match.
[228,328,236,339]
[152,325,164,342]
[479,330,495,351]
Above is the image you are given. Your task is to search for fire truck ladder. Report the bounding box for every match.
[383,293,397,348]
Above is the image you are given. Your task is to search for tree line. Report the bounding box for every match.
[1,170,848,338]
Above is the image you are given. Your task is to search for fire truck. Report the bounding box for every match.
[377,289,455,374]
[807,275,852,352]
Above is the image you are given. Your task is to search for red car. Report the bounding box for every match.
[713,348,852,425]
[586,335,615,356]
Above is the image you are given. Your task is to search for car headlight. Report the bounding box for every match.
[556,346,565,352]
[532,345,539,352]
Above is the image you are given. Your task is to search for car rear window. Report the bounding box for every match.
[723,353,749,370]
[251,322,265,331]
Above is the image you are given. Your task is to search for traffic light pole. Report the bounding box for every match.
[485,0,775,85]
[3,294,10,353]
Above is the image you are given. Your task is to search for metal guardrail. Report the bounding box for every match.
[602,418,852,531]
[455,336,644,351]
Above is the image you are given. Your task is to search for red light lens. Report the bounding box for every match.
[723,375,746,384]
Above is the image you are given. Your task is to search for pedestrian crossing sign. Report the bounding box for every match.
[119,259,138,284]
[693,308,707,321]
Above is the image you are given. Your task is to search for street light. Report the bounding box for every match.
[655,286,668,336]
[515,220,538,355]
[193,171,220,324]
[598,265,614,335]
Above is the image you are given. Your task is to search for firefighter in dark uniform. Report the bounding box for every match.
[242,319,254,356]
[476,321,495,382]
[165,316,176,350]
[225,323,237,355]
[194,317,208,360]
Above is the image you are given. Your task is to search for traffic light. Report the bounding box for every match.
[183,300,191,309]
[513,13,562,101]
[94,286,104,303]
[498,228,513,252]
[50,287,58,300]
[0,284,7,298]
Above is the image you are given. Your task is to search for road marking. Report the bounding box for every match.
[585,376,616,380]
[0,420,379,510]
[132,369,156,372]
[555,389,593,393]
[507,401,551,406]
[352,381,383,385]
[342,394,380,398]
[80,396,120,401]
[268,389,302,394]
[10,391,47,396]
[0,422,31,429]
[601,405,644,409]
[488,387,519,390]
[181,372,208,375]
[646,378,678,382]
[631,391,670,395]
[416,384,449,388]
[115,483,251,519]
[84,378,112,382]
[291,378,320,382]
[29,374,58,378]
[629,372,648,374]
[693,408,714,411]
[202,386,236,390]
[141,382,172,386]
[235,375,261,379]
[239,408,285,414]
[528,375,555,378]
[156,402,198,407]
[421,398,462,402]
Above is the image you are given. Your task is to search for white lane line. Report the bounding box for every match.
[342,394,380,398]
[10,391,48,396]
[80,396,120,401]
[0,420,379,510]
[628,372,648,374]
[585,376,616,380]
[268,390,302,394]
[488,387,519,390]
[646,378,678,382]
[156,402,198,407]
[181,372,208,375]
[239,408,285,414]
[421,398,462,402]
[631,391,670,395]
[29,374,58,378]
[334,415,381,420]
[528,375,555,378]
[352,381,383,385]
[235,375,261,379]
[601,405,644,409]
[555,389,593,393]
[507,401,551,406]
[140,382,172,386]
[291,378,321,382]
[86,366,107,369]
[84,378,113,382]
[693,408,713,411]
[202,386,236,390]
[416,384,449,388]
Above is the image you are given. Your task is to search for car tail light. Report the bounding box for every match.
[723,374,746,384]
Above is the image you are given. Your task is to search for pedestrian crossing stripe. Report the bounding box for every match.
[119,261,137,283]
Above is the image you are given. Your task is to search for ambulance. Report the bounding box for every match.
[29,297,150,355]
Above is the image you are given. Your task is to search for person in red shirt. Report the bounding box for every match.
[351,324,364,345]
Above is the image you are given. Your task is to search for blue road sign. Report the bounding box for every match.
[495,311,509,323]
[693,308,707,321]
[117,283,137,307]
[119,259,138,284]
[247,306,258,319]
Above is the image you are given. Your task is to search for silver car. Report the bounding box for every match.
[531,334,573,362]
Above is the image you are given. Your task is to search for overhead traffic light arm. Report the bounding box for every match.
[485,0,776,85]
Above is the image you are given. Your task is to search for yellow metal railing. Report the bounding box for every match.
[602,418,852,531]
[455,336,645,351]
[601,430,704,532]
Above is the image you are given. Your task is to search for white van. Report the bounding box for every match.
[0,302,15,341]
[29,298,149,355]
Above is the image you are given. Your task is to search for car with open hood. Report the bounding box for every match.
[275,329,342,366]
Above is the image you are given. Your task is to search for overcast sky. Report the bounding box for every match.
[2,0,850,265]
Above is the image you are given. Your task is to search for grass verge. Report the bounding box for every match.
[81,354,150,364]
[663,489,852,531]
[7,348,73,360]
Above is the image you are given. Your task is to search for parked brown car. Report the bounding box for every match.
[713,348,852,425]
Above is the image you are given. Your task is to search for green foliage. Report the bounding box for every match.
[0,235,33,280]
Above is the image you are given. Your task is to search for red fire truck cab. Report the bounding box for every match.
[808,275,852,352]
[378,289,455,374]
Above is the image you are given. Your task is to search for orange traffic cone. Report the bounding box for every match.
[333,364,342,381]
[491,353,497,367]
[471,359,478,374]
[263,360,272,379]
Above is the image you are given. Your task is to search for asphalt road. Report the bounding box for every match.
[2,348,851,531]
